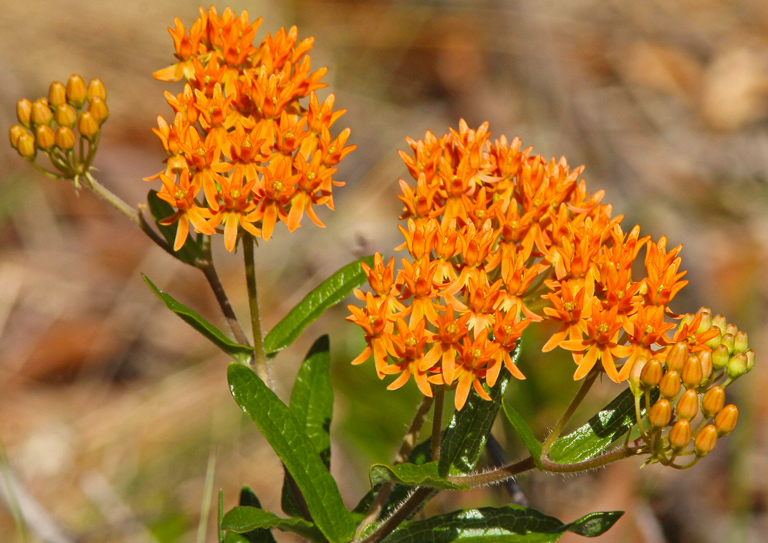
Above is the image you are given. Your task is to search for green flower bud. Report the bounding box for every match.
[733,331,748,354]
[712,314,727,334]
[712,344,730,370]
[727,352,748,380]
[720,333,735,355]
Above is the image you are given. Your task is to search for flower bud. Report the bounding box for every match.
[705,330,722,349]
[696,308,712,333]
[16,98,32,128]
[659,370,681,400]
[698,351,713,382]
[78,111,99,140]
[640,358,663,389]
[694,425,717,456]
[676,389,699,421]
[87,78,107,101]
[649,399,672,429]
[712,344,730,370]
[66,74,88,107]
[733,331,748,354]
[666,342,688,373]
[745,349,755,373]
[724,323,738,336]
[88,97,109,124]
[30,98,53,126]
[682,355,703,389]
[9,124,28,148]
[701,386,725,418]
[679,313,695,329]
[48,81,67,107]
[629,356,648,397]
[714,405,738,436]
[712,314,727,333]
[727,352,748,380]
[720,333,735,355]
[35,125,55,150]
[55,104,78,128]
[17,133,36,159]
[669,419,691,451]
[55,126,76,150]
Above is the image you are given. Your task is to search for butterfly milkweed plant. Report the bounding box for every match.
[8,5,754,543]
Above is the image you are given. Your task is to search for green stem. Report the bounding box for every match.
[541,367,599,455]
[82,171,142,228]
[197,237,250,347]
[359,487,435,543]
[354,395,435,542]
[242,235,269,382]
[431,388,444,462]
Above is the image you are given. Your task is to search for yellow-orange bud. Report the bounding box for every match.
[648,399,672,429]
[16,98,32,128]
[9,124,28,148]
[87,78,107,101]
[694,425,718,456]
[733,331,749,354]
[88,97,109,124]
[30,98,53,126]
[699,351,713,382]
[629,356,648,397]
[55,104,78,128]
[714,405,738,436]
[639,358,663,390]
[712,314,727,333]
[745,349,755,372]
[696,308,712,333]
[55,126,76,150]
[676,389,699,421]
[701,386,725,418]
[17,133,36,159]
[66,74,88,107]
[720,333,735,354]
[35,125,55,150]
[727,352,748,379]
[682,355,703,389]
[669,419,691,451]
[712,344,730,370]
[78,111,99,140]
[724,323,738,336]
[48,81,67,107]
[659,370,681,400]
[666,342,688,373]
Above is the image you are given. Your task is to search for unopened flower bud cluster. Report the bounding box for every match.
[10,75,108,179]
[631,308,751,467]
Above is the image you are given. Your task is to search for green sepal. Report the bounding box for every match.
[282,335,333,517]
[502,399,543,470]
[263,256,375,356]
[228,363,355,543]
[143,274,253,364]
[147,189,203,265]
[549,388,658,464]
[221,507,324,543]
[379,505,623,542]
[369,462,469,491]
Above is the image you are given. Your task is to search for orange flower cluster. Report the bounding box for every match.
[148,6,354,251]
[348,120,753,411]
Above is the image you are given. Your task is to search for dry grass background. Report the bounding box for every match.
[1,0,768,542]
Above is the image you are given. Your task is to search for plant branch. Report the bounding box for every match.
[358,487,435,543]
[431,388,444,462]
[242,235,269,382]
[541,367,599,455]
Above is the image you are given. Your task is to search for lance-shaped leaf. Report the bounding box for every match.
[147,189,203,265]
[439,346,519,477]
[370,462,469,491]
[549,388,658,464]
[502,399,543,470]
[144,275,253,364]
[379,505,623,543]
[228,363,355,543]
[282,335,333,517]
[263,256,375,356]
[231,487,277,543]
[222,507,324,543]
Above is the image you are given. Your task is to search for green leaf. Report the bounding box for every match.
[370,462,469,490]
[228,363,355,543]
[502,399,543,470]
[147,189,203,265]
[439,345,519,477]
[549,388,657,464]
[143,275,253,364]
[263,256,375,356]
[222,507,324,543]
[379,505,623,543]
[234,488,277,543]
[282,335,334,517]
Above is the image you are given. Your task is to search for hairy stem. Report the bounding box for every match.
[354,395,435,541]
[242,235,269,383]
[431,388,444,462]
[359,487,435,543]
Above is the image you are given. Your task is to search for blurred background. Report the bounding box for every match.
[1,0,768,541]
